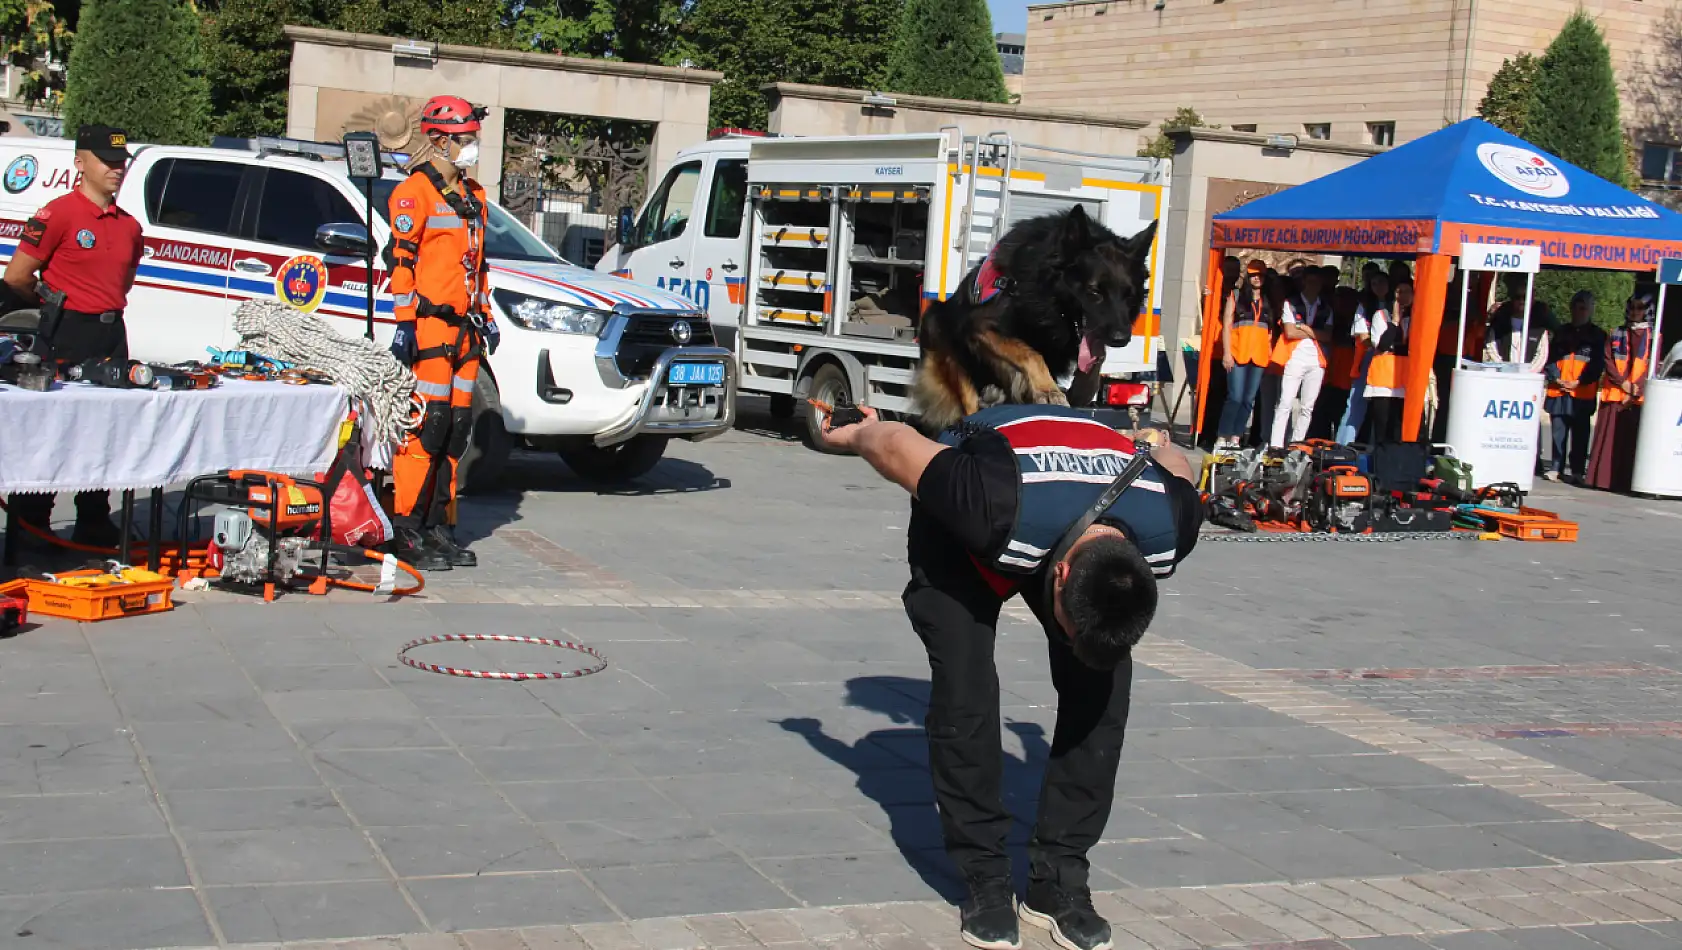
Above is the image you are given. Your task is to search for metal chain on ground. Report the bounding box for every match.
[397,634,608,681]
[1198,530,1498,543]
[232,299,418,445]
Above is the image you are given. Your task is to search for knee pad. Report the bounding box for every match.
[419,401,451,455]
[446,407,473,459]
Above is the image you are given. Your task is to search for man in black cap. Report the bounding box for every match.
[3,124,144,549]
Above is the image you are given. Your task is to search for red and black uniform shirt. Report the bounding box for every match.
[20,189,143,314]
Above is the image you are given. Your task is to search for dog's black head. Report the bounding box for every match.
[1051,207,1157,350]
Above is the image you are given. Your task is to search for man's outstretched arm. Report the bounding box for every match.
[818,408,948,498]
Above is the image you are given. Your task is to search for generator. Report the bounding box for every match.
[176,471,333,601]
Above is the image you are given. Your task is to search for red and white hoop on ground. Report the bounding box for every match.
[397,633,608,680]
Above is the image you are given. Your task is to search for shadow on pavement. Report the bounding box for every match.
[778,676,1053,902]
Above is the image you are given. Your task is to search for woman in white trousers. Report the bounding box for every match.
[1270,268,1332,446]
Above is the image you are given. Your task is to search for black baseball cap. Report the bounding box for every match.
[75,125,131,164]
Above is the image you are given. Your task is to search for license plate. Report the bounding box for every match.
[668,361,724,386]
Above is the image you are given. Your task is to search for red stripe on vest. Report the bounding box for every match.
[996,416,1139,454]
[970,555,1020,597]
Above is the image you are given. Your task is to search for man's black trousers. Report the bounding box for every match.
[903,557,1132,890]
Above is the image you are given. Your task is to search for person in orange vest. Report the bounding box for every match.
[1585,293,1654,492]
[1363,277,1412,444]
[1542,291,1605,484]
[1335,269,1389,444]
[1216,259,1273,450]
[1268,266,1331,446]
[384,95,501,571]
[1309,281,1361,439]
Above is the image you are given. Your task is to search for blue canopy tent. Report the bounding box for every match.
[1196,118,1682,441]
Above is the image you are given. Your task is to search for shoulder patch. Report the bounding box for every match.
[33,206,51,221]
[396,196,416,210]
[20,217,45,245]
[394,213,414,233]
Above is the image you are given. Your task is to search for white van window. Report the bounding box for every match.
[148,159,243,235]
[254,169,361,250]
[370,178,562,264]
[704,159,748,240]
[636,162,701,246]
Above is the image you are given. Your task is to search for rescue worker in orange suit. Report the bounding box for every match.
[2,125,142,553]
[384,96,501,571]
[1542,291,1605,483]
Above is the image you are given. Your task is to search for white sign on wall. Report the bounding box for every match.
[1461,243,1541,274]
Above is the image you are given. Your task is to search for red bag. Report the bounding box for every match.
[315,419,394,548]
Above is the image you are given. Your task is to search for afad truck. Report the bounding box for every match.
[596,127,1170,446]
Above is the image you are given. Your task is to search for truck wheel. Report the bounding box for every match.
[803,362,853,454]
[458,372,513,494]
[557,435,669,483]
[768,394,797,419]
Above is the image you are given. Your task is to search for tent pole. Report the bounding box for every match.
[1403,253,1452,442]
[1649,273,1666,382]
[1193,246,1226,444]
[1520,271,1536,368]
[1456,264,1469,368]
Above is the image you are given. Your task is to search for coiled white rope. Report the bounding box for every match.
[233,299,419,445]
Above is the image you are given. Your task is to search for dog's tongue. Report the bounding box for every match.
[1077,331,1107,374]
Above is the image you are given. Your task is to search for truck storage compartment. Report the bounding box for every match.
[841,194,928,342]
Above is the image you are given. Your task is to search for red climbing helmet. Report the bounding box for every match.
[419,95,484,137]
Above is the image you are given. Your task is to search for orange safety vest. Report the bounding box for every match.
[386,166,490,324]
[1601,327,1650,405]
[1328,338,1366,390]
[1366,315,1409,392]
[1436,316,1485,359]
[1270,295,1329,371]
[1229,297,1274,367]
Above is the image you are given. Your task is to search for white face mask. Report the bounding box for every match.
[452,141,479,169]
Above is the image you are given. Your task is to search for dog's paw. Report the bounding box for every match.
[1034,388,1070,407]
[978,384,1008,408]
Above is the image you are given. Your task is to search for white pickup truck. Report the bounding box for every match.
[0,136,737,485]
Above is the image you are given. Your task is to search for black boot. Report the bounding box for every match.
[960,876,1021,950]
[393,525,450,572]
[70,514,123,549]
[1019,881,1111,950]
[427,524,476,568]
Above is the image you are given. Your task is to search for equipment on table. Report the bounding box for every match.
[1,350,53,391]
[66,358,221,391]
[232,299,418,446]
[0,564,175,622]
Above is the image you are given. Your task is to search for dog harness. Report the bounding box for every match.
[972,250,1012,304]
[936,405,1182,598]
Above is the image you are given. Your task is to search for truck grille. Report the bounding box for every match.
[615,314,716,379]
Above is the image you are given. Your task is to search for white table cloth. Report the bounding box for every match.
[0,378,348,494]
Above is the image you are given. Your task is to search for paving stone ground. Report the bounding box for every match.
[2,400,1682,949]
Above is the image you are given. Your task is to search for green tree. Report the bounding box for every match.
[334,0,511,48]
[1477,53,1539,136]
[513,0,687,64]
[2,0,72,111]
[1139,107,1218,159]
[1526,11,1633,327]
[684,0,901,131]
[883,0,1005,103]
[63,0,210,145]
[200,0,335,138]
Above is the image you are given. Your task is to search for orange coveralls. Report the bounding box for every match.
[385,165,490,527]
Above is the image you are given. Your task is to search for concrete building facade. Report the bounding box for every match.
[1021,0,1674,151]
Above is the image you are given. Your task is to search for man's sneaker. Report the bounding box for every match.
[393,527,450,572]
[1020,881,1111,950]
[427,525,476,567]
[960,877,1021,949]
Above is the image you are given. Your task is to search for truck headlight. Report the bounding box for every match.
[492,289,608,335]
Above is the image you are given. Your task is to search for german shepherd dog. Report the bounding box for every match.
[913,206,1157,431]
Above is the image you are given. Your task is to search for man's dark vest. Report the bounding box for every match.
[937,405,1182,596]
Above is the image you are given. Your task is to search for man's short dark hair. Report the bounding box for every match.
[1060,534,1158,670]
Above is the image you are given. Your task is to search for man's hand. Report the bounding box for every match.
[390,323,417,366]
[1222,353,1236,373]
[482,317,501,356]
[817,405,881,452]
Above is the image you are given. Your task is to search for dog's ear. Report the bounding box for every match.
[1059,205,1093,257]
[1122,220,1159,262]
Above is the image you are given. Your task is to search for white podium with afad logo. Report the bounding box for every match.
[1443,243,1546,492]
[1633,258,1682,498]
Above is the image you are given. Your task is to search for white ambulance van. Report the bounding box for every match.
[0,136,737,485]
